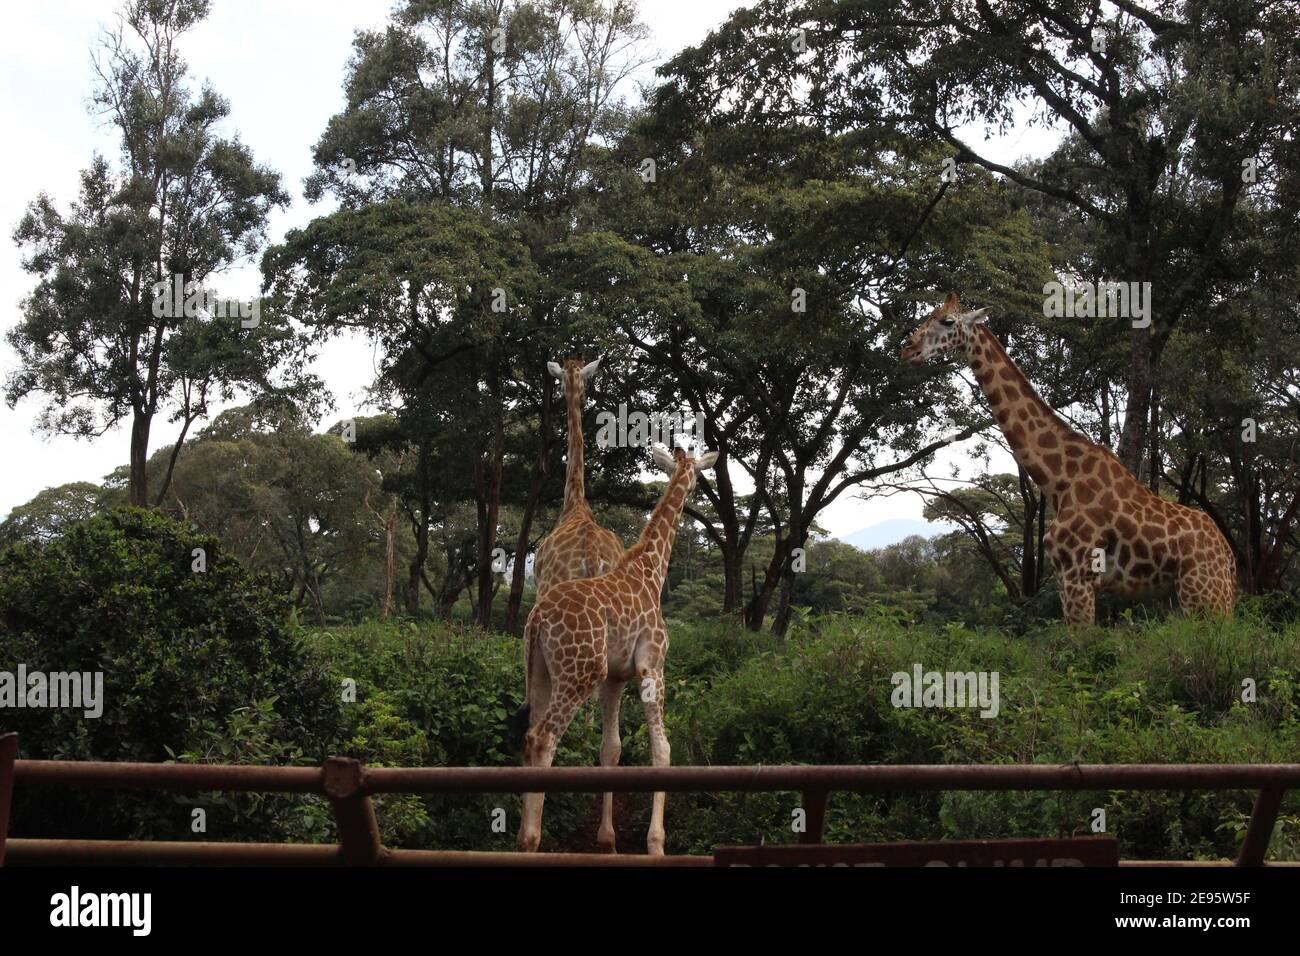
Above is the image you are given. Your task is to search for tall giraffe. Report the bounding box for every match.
[517,444,718,856]
[901,293,1236,625]
[533,356,624,594]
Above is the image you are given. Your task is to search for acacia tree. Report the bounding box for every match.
[660,0,1300,480]
[266,0,650,625]
[7,0,300,507]
[0,483,106,549]
[904,471,1048,603]
[572,104,1054,632]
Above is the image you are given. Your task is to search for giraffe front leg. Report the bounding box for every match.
[596,678,626,853]
[1046,523,1098,628]
[1059,568,1097,628]
[638,668,670,856]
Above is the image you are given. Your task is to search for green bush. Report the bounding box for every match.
[305,619,605,850]
[659,612,1300,859]
[5,519,1297,863]
[0,507,342,840]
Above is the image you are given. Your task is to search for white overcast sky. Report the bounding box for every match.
[0,0,1059,537]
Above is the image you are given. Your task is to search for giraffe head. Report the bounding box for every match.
[900,292,990,366]
[651,442,719,492]
[548,354,601,399]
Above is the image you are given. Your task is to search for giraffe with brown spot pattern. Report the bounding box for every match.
[901,293,1236,626]
[517,444,718,855]
[533,356,624,594]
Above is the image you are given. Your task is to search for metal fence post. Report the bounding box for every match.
[323,757,383,865]
[800,789,829,844]
[1237,787,1285,866]
[0,733,16,867]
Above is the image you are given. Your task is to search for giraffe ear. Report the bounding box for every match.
[961,307,990,325]
[579,356,601,382]
[651,445,676,475]
[694,450,720,471]
[547,361,563,378]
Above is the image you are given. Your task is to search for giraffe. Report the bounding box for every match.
[532,356,624,594]
[516,443,718,855]
[901,293,1236,626]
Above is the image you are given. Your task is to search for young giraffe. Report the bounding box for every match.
[533,356,624,594]
[517,444,718,855]
[901,293,1236,626]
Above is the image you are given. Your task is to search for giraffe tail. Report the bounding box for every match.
[508,614,542,750]
[506,702,531,752]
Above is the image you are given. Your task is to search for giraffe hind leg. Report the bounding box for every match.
[1177,561,1234,619]
[596,677,627,853]
[517,674,600,853]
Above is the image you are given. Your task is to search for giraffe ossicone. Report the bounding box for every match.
[517,442,718,855]
[902,292,1236,626]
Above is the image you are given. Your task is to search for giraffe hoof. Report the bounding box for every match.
[596,831,617,854]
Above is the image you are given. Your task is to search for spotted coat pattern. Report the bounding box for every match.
[902,294,1237,626]
[533,357,624,594]
[517,446,717,855]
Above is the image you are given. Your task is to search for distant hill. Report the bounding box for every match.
[837,518,958,552]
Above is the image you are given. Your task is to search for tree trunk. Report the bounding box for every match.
[381,513,396,618]
[505,468,546,634]
[771,566,796,637]
[1018,466,1044,598]
[746,529,802,631]
[473,399,505,627]
[129,410,152,507]
[720,544,743,616]
[1117,325,1152,475]
[506,383,554,634]
[407,517,429,615]
[1147,389,1161,492]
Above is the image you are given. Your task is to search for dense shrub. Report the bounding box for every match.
[305,619,604,850]
[6,522,1298,862]
[661,610,1300,859]
[0,508,342,839]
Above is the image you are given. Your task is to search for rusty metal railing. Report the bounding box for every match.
[0,733,16,867]
[3,744,1297,866]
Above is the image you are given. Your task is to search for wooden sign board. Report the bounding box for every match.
[713,836,1119,867]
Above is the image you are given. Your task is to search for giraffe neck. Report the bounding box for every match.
[562,378,586,514]
[626,468,690,591]
[966,326,1076,489]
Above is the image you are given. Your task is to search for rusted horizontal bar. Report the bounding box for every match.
[5,838,345,866]
[1120,859,1300,867]
[361,764,1300,795]
[16,760,1300,795]
[384,849,711,867]
[10,838,1294,868]
[14,760,323,793]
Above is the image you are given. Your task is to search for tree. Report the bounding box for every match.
[268,1,652,627]
[140,405,378,623]
[0,482,106,549]
[660,0,1300,480]
[0,507,340,838]
[6,0,302,506]
[574,99,1053,632]
[909,471,1048,603]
